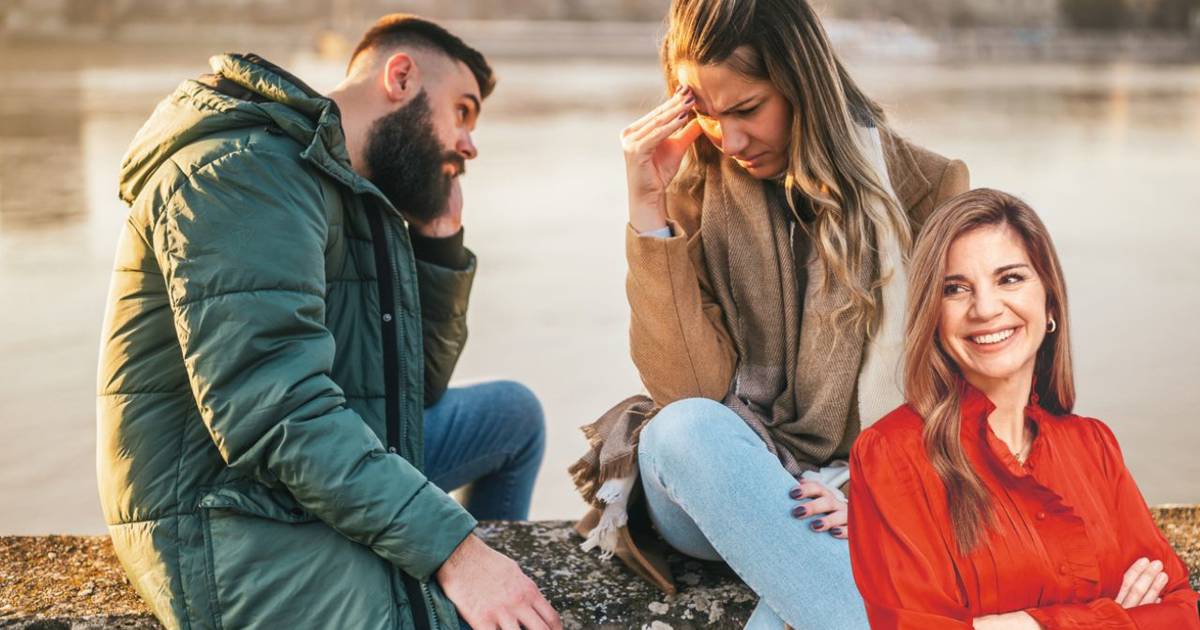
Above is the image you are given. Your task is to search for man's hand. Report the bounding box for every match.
[790,480,848,540]
[436,534,562,630]
[409,176,464,239]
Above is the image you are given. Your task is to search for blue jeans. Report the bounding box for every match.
[423,380,546,521]
[638,398,868,630]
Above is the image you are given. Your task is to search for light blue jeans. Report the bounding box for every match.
[638,397,868,630]
[423,380,546,520]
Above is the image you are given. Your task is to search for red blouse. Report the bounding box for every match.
[849,384,1199,629]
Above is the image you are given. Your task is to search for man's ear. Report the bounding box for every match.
[382,52,421,104]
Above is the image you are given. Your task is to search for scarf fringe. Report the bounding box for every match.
[578,475,635,559]
[569,402,656,506]
[569,450,637,506]
[571,401,657,560]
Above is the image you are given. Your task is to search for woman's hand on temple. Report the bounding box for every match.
[789,480,848,540]
[621,85,704,233]
[1116,557,1168,608]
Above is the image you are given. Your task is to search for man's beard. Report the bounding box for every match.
[362,90,465,224]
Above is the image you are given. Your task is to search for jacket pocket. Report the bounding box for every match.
[197,486,406,630]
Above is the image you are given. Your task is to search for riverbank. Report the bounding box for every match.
[2,506,1198,628]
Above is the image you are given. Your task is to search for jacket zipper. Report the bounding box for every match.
[422,581,441,629]
[365,206,401,458]
[384,214,439,630]
[383,218,411,466]
[366,204,435,630]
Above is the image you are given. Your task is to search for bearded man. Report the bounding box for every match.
[97,14,559,630]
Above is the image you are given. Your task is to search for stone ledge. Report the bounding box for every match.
[2,506,1198,629]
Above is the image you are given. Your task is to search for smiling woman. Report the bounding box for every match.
[939,224,1054,405]
[849,188,1200,630]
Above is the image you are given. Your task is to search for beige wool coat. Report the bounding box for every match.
[576,132,971,594]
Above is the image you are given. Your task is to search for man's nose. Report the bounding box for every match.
[456,132,478,160]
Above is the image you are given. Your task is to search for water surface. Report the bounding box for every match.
[1,43,1197,534]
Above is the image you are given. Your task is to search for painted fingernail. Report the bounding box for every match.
[830,527,843,536]
[792,505,807,518]
[789,487,803,499]
[683,96,695,105]
[810,519,824,530]
[676,112,687,120]
[675,85,685,94]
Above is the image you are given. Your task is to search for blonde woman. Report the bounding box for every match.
[849,189,1200,629]
[569,0,968,627]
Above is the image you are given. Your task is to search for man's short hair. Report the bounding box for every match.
[350,14,496,99]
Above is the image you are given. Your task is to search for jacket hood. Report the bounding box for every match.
[118,53,364,205]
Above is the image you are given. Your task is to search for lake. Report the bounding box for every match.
[1,38,1198,534]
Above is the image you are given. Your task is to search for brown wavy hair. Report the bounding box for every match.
[661,0,909,337]
[904,188,1075,554]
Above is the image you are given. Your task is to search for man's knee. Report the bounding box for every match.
[639,397,729,471]
[487,380,546,450]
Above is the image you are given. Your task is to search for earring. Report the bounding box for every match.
[1047,317,1057,333]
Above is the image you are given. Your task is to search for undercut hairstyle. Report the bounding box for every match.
[349,14,496,99]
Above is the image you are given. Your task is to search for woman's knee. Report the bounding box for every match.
[639,397,731,470]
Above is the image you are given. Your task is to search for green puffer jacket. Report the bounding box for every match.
[98,53,477,630]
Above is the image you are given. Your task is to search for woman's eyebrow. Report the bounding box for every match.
[718,96,757,114]
[994,263,1031,274]
[695,95,759,116]
[943,263,1030,282]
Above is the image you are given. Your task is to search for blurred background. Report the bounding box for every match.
[1,0,1198,534]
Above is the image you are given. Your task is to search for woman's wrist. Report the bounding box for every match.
[629,201,669,234]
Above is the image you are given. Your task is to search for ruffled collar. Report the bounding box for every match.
[959,381,1050,477]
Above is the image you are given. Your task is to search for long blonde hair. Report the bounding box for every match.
[905,188,1075,553]
[662,0,911,335]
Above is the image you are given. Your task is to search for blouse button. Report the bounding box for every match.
[1059,563,1069,574]
[1036,511,1047,520]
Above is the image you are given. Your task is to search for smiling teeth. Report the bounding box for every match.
[971,328,1015,344]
